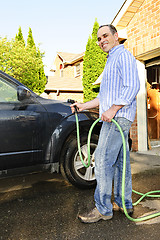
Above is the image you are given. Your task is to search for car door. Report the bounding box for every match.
[0,75,46,170]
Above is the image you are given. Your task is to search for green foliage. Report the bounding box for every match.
[0,27,46,94]
[27,27,36,48]
[15,27,25,46]
[82,19,107,102]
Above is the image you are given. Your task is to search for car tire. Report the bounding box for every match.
[60,131,98,189]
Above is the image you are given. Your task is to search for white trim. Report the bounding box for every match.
[70,54,84,64]
[112,0,133,26]
[136,47,160,61]
[118,28,127,39]
[136,60,148,151]
[60,69,64,78]
[146,59,160,68]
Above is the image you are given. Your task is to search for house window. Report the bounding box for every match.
[75,63,80,77]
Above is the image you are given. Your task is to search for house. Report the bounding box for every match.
[45,52,84,102]
[112,0,160,151]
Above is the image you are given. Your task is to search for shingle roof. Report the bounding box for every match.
[57,52,84,64]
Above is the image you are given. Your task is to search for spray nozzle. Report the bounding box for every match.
[67,99,78,113]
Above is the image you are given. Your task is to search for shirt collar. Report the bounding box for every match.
[108,44,124,58]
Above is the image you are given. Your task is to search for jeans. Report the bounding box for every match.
[94,117,132,216]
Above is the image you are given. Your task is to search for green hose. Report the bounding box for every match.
[75,112,160,222]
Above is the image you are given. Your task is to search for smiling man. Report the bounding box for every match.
[97,24,119,53]
[71,24,140,223]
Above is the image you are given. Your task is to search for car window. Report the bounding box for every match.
[0,76,18,102]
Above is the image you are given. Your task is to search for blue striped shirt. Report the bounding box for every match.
[97,44,140,122]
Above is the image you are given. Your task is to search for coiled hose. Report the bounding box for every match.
[75,112,160,222]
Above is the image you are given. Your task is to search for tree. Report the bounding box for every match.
[0,37,11,72]
[36,49,47,93]
[82,19,107,102]
[15,26,25,46]
[26,27,46,93]
[27,27,36,48]
[0,27,46,94]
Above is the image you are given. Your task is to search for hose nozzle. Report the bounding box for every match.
[67,99,78,113]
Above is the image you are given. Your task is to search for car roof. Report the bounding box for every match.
[0,70,23,86]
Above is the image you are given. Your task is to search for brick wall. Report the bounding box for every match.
[124,0,160,56]
[130,113,138,151]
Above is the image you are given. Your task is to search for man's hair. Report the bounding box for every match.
[98,24,117,35]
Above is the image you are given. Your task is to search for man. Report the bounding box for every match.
[70,24,140,223]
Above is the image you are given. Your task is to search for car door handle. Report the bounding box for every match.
[15,115,26,121]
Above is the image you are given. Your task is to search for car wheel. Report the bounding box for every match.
[60,132,98,189]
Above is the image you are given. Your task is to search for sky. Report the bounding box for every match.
[0,0,125,75]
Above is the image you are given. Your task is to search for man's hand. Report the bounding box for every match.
[70,102,85,113]
[101,104,124,122]
[101,108,116,122]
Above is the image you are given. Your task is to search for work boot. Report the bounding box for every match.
[113,202,133,216]
[78,207,113,223]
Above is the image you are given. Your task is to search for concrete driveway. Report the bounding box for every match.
[0,151,160,240]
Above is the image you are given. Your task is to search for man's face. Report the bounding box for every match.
[97,26,119,53]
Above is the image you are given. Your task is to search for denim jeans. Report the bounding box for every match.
[94,117,132,216]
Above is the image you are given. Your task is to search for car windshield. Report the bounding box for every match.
[0,76,18,102]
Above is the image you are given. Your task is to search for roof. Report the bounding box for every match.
[57,52,84,65]
[45,77,83,91]
[50,52,84,72]
[111,0,160,61]
[112,0,145,30]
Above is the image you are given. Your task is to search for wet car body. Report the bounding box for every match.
[0,70,101,188]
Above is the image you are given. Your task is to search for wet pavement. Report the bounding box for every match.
[0,150,160,240]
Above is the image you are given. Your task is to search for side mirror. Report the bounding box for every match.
[17,86,31,101]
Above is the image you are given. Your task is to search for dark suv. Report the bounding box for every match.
[0,70,101,188]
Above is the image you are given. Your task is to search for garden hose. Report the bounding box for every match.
[75,111,160,222]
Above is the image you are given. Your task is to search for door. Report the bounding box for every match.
[146,64,160,140]
[0,75,46,170]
